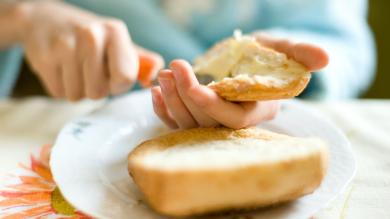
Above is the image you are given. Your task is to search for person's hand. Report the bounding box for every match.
[253,33,329,72]
[18,1,163,101]
[151,60,280,129]
[151,36,328,129]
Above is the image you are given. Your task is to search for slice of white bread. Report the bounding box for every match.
[128,127,328,217]
[193,31,311,101]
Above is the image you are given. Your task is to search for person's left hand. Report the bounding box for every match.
[151,60,279,129]
[152,35,329,129]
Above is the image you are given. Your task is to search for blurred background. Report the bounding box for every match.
[364,0,390,98]
[10,0,389,99]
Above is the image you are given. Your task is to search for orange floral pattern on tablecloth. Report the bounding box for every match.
[0,144,92,219]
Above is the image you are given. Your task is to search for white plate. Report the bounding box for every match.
[51,90,356,219]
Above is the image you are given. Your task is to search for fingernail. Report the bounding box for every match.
[158,77,174,92]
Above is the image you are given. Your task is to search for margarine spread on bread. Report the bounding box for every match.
[193,30,311,101]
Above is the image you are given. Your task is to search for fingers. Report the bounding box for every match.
[155,59,279,129]
[187,85,249,129]
[26,14,163,101]
[62,57,83,101]
[77,24,108,99]
[151,86,178,129]
[158,70,198,129]
[170,60,219,127]
[57,36,84,101]
[40,66,64,98]
[137,46,165,87]
[105,20,139,95]
[241,100,280,123]
[75,19,140,100]
[255,34,329,71]
[26,45,64,98]
[293,43,329,71]
[187,85,280,129]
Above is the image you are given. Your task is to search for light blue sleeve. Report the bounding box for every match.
[0,46,23,98]
[259,0,376,99]
[66,0,206,63]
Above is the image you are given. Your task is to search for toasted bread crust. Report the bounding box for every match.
[128,127,328,218]
[208,75,311,101]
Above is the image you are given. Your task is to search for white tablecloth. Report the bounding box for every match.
[0,97,389,218]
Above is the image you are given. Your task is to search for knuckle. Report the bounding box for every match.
[79,27,94,40]
[104,19,127,32]
[76,22,96,35]
[54,38,76,59]
[77,25,101,51]
[81,32,96,46]
[55,36,75,51]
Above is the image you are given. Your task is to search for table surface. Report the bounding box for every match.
[0,97,389,219]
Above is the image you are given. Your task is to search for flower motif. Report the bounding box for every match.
[0,144,92,218]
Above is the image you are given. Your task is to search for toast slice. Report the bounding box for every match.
[193,31,310,101]
[128,127,328,217]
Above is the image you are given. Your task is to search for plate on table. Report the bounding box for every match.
[50,89,356,219]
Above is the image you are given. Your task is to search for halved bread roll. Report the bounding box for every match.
[193,31,310,101]
[128,127,328,217]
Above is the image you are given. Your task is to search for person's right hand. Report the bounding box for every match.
[17,1,163,101]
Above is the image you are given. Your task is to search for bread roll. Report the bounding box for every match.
[128,127,328,217]
[193,31,310,101]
